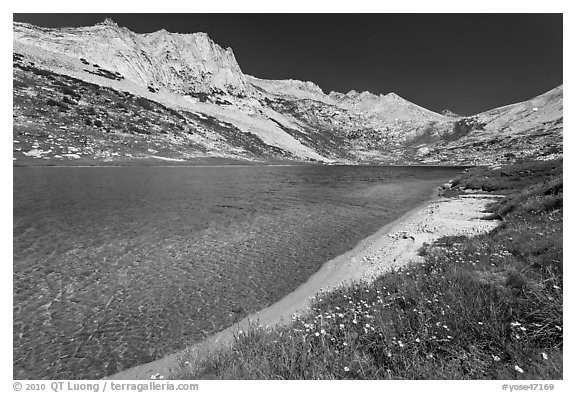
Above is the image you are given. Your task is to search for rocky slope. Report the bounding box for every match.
[12,20,563,166]
[14,19,252,96]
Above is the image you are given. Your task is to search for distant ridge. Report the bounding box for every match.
[441,109,461,118]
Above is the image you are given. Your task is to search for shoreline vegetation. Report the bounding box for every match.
[181,159,563,380]
[109,158,563,380]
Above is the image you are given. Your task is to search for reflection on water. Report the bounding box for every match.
[13,165,461,379]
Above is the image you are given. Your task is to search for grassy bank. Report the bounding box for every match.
[175,159,562,380]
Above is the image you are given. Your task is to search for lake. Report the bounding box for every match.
[13,165,462,379]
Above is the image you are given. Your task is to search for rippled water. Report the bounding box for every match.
[13,165,461,379]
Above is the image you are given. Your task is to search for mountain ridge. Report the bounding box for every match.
[14,20,253,96]
[13,20,563,166]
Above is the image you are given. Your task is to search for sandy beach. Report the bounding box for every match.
[109,191,503,380]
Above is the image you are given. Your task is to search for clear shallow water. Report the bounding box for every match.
[13,165,462,379]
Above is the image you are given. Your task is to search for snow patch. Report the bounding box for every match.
[151,155,186,162]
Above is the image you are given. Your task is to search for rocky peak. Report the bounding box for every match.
[246,76,326,101]
[100,18,119,27]
[441,109,461,118]
[13,20,253,97]
[289,79,324,94]
[384,92,403,101]
[345,90,360,98]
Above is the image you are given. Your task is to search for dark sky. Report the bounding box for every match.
[14,14,563,115]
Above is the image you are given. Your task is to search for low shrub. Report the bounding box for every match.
[450,160,562,194]
[135,97,154,111]
[86,107,98,116]
[115,101,129,110]
[487,172,563,219]
[46,98,69,111]
[60,86,81,100]
[128,124,151,135]
[29,67,54,78]
[62,96,78,106]
[13,79,29,89]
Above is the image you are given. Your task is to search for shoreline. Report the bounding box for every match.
[13,162,468,169]
[108,188,502,380]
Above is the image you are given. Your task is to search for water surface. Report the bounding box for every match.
[13,165,462,379]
